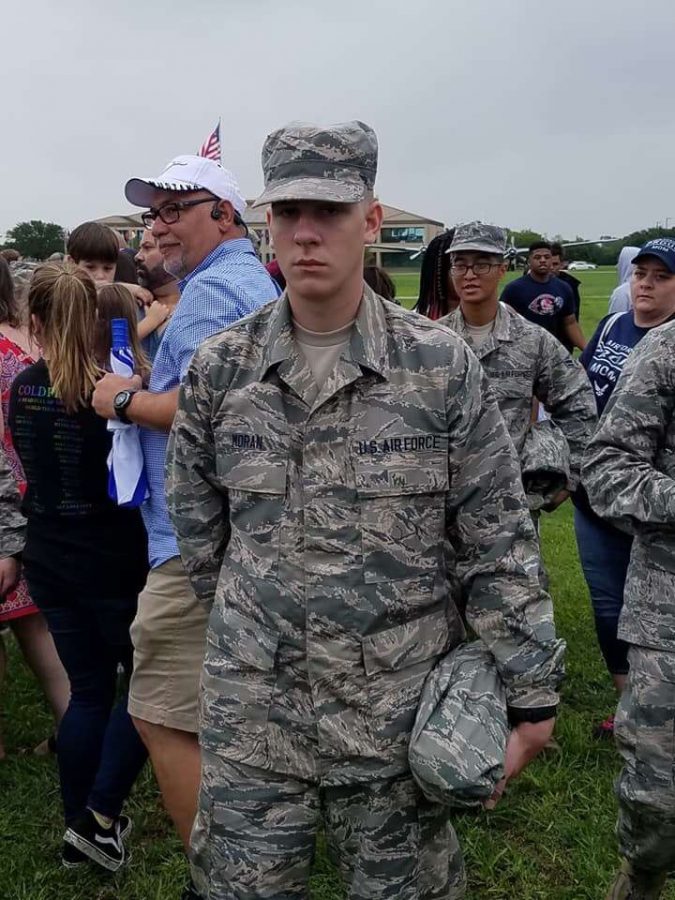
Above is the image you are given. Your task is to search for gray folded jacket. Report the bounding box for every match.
[520,419,571,511]
[408,641,508,808]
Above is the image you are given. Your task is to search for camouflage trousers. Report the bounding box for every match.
[614,646,675,874]
[191,751,466,899]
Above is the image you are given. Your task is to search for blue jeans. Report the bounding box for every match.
[27,584,148,825]
[573,507,632,676]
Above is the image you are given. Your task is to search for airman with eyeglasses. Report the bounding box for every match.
[440,221,596,519]
[449,261,503,277]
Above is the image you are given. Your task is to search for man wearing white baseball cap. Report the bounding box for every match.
[124,154,251,279]
[92,154,279,875]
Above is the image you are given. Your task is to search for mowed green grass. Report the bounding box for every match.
[3,267,673,899]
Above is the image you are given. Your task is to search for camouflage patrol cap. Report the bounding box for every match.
[409,641,508,808]
[252,120,378,207]
[447,222,507,256]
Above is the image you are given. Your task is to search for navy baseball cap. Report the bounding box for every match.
[632,238,675,273]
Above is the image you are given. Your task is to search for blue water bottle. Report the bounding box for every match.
[106,318,148,507]
[110,318,134,378]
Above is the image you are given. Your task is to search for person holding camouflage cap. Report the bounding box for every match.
[167,120,565,899]
[440,222,596,513]
[584,316,675,900]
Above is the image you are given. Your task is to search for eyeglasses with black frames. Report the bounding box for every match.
[141,196,218,228]
[450,262,501,276]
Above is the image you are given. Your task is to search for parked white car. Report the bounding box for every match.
[567,261,597,271]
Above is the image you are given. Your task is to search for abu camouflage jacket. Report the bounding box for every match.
[167,287,564,782]
[0,449,24,558]
[583,320,675,653]
[441,302,596,491]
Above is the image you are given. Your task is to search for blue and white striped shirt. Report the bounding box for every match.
[140,237,279,568]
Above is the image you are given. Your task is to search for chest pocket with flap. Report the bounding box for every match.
[215,428,288,578]
[353,436,449,583]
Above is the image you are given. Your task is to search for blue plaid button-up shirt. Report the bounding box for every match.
[140,237,279,568]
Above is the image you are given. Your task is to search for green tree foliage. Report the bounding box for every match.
[563,228,675,266]
[507,228,545,250]
[505,225,675,267]
[5,220,65,260]
[621,226,675,247]
[563,241,597,264]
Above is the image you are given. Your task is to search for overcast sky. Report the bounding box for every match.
[3,0,674,240]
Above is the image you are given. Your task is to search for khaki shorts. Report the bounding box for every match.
[128,557,209,733]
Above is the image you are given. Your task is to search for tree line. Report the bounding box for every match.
[3,220,675,266]
[509,227,675,265]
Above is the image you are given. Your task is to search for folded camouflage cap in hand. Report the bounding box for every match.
[521,419,571,511]
[409,641,508,808]
[253,120,378,207]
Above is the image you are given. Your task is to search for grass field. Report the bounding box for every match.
[3,267,673,899]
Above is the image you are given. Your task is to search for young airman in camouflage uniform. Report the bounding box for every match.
[167,121,565,900]
[584,317,675,899]
[0,448,25,595]
[440,222,596,511]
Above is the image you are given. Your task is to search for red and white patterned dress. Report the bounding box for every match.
[0,332,39,621]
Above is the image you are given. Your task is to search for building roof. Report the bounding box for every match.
[96,213,145,229]
[242,201,443,227]
[99,203,444,231]
[380,203,444,227]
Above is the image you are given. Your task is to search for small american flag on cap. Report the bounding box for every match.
[198,120,221,162]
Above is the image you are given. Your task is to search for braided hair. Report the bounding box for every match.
[414,229,459,319]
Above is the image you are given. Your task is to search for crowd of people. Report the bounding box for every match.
[0,118,674,900]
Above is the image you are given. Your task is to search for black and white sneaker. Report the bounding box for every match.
[63,810,132,871]
[61,842,88,869]
[62,814,132,868]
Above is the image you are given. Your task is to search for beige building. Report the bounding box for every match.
[95,214,145,248]
[243,202,444,269]
[97,203,445,269]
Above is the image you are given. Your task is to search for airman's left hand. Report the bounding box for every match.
[484,717,556,810]
[543,489,570,512]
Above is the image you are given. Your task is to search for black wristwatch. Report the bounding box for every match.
[113,389,138,424]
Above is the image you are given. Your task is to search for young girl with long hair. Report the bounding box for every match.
[94,283,151,382]
[8,263,148,871]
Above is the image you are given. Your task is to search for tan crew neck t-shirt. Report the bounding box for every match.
[293,319,354,402]
[464,318,496,347]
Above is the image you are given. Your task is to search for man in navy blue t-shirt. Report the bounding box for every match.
[501,241,587,351]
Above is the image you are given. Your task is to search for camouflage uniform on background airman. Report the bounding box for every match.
[583,321,675,900]
[167,121,565,900]
[440,223,597,511]
[0,447,25,569]
[8,259,39,308]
